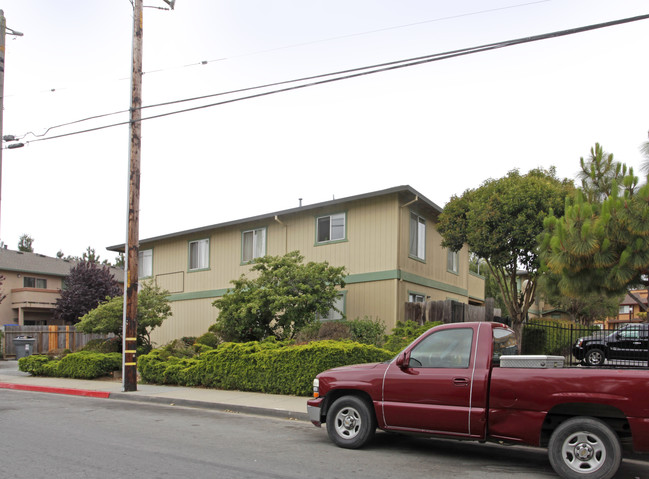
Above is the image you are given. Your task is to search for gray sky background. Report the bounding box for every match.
[1,0,648,262]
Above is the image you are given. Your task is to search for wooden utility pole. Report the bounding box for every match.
[123,0,144,392]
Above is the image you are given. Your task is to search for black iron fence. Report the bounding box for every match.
[522,321,649,368]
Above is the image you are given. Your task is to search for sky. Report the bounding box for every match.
[1,0,648,262]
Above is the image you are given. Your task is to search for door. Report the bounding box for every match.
[381,327,474,436]
[609,326,647,361]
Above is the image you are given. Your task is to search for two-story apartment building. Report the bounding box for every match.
[0,248,123,326]
[109,185,485,346]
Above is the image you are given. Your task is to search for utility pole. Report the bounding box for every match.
[122,0,175,392]
[123,0,144,392]
[0,10,23,243]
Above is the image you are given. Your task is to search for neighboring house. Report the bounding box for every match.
[108,185,485,346]
[600,289,648,329]
[0,248,123,326]
[515,271,571,322]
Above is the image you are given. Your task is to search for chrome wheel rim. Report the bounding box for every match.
[588,351,604,365]
[334,406,362,440]
[561,431,606,474]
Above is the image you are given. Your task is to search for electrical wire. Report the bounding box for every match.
[24,12,649,145]
[6,0,549,102]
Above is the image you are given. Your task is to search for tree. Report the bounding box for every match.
[537,273,622,325]
[54,261,121,323]
[210,251,346,342]
[76,282,171,349]
[540,144,649,301]
[18,234,34,252]
[437,168,573,345]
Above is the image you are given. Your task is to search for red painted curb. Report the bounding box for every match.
[0,382,111,399]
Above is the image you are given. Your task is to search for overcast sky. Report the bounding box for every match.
[1,0,648,262]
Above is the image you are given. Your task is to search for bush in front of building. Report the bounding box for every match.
[382,320,442,353]
[138,339,393,396]
[18,351,121,379]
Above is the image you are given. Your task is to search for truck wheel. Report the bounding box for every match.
[548,417,621,479]
[326,396,376,449]
[585,348,605,366]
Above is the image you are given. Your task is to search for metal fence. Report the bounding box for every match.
[2,325,111,358]
[522,321,649,368]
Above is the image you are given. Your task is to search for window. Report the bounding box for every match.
[447,250,459,274]
[619,305,631,315]
[316,213,346,244]
[317,293,345,321]
[23,277,47,289]
[139,249,153,278]
[242,228,266,262]
[409,328,473,368]
[409,213,426,260]
[408,292,426,303]
[189,239,209,271]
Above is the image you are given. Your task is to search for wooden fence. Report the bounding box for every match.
[405,298,497,325]
[2,325,112,358]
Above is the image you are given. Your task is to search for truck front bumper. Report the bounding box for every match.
[307,397,324,427]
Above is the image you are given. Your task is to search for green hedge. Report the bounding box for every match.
[138,340,393,396]
[18,352,121,379]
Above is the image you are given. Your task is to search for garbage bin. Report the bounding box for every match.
[13,336,36,360]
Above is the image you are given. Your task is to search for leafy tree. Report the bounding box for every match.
[540,143,649,301]
[76,282,171,349]
[437,168,573,344]
[18,234,34,252]
[210,251,346,342]
[54,261,121,323]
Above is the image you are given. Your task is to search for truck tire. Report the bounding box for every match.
[548,417,621,479]
[585,348,605,367]
[326,395,376,449]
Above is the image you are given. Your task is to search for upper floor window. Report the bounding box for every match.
[24,276,47,289]
[447,250,459,274]
[619,305,631,315]
[316,213,346,244]
[189,238,209,271]
[242,228,266,263]
[409,213,426,260]
[139,249,153,278]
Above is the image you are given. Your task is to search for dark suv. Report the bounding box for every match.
[573,323,649,366]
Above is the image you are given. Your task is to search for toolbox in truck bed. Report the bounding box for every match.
[500,355,564,368]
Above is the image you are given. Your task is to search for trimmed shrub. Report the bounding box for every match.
[56,351,121,379]
[18,352,121,379]
[138,340,393,396]
[195,332,220,349]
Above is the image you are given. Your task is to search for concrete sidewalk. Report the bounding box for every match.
[0,360,309,421]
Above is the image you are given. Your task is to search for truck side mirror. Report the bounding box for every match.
[396,351,409,368]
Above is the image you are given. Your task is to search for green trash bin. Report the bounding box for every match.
[13,336,36,360]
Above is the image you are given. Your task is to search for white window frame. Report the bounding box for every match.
[188,238,209,271]
[139,249,153,278]
[409,212,426,261]
[447,249,459,274]
[317,293,346,321]
[316,212,346,244]
[242,227,267,263]
[409,292,426,303]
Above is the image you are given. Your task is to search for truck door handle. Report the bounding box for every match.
[453,378,469,387]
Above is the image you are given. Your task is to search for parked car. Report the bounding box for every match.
[307,321,649,479]
[572,323,649,366]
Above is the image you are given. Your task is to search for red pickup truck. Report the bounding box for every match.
[306,321,649,479]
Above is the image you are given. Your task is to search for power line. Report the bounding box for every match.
[5,0,549,102]
[25,12,649,145]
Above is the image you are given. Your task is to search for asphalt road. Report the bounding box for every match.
[1,390,647,479]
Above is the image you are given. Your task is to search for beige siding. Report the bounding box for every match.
[150,297,216,346]
[344,280,397,326]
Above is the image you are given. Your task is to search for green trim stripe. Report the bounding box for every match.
[167,269,473,302]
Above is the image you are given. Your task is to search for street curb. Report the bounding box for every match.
[0,382,111,399]
[108,392,309,422]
